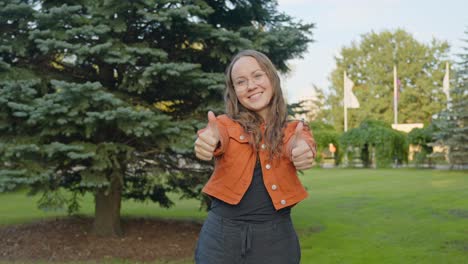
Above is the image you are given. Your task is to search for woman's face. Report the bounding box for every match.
[230,56,273,120]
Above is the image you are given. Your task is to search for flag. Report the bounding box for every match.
[443,62,450,100]
[344,72,359,108]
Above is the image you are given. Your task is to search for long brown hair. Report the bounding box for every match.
[224,50,288,159]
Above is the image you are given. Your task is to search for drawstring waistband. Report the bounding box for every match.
[240,224,252,257]
[207,211,291,259]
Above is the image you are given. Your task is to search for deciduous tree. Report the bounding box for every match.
[325,29,450,131]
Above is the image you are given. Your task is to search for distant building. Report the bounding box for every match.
[294,95,321,122]
[392,123,446,161]
[391,123,423,133]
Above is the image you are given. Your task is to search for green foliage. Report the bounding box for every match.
[407,125,437,166]
[0,0,314,218]
[340,120,408,167]
[309,121,341,164]
[432,28,468,167]
[288,101,306,117]
[325,29,450,131]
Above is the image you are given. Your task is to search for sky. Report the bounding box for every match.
[276,0,468,103]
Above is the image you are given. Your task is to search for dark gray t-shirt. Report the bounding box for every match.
[210,160,291,223]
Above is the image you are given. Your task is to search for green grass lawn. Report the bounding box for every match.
[1,168,467,264]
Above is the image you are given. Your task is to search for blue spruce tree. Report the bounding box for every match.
[0,0,313,236]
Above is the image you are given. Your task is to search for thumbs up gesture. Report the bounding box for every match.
[194,111,221,161]
[290,122,314,170]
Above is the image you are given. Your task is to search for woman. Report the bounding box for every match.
[194,50,316,264]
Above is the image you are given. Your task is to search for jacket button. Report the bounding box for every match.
[280,199,286,205]
[271,184,277,190]
[239,135,245,140]
[261,144,266,150]
[265,164,271,170]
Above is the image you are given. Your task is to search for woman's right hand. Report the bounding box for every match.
[194,111,220,161]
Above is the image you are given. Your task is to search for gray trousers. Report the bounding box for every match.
[194,211,301,264]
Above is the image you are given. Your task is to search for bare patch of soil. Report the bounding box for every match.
[0,216,202,263]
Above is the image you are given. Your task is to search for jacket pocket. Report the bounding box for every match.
[219,127,253,192]
[227,126,250,144]
[222,126,251,161]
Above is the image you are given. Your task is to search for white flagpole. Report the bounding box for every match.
[343,71,348,167]
[443,62,450,109]
[344,71,348,132]
[393,65,398,125]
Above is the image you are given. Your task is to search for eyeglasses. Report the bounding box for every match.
[233,71,267,92]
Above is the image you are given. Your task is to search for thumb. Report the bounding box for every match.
[207,111,217,130]
[289,121,304,158]
[207,111,220,140]
[294,121,304,141]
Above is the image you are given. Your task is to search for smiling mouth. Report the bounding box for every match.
[248,92,263,99]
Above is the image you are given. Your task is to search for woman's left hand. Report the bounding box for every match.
[290,122,315,170]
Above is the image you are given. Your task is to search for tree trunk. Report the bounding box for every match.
[93,175,122,237]
[361,144,370,168]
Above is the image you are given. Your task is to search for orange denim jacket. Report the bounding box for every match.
[198,115,316,210]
